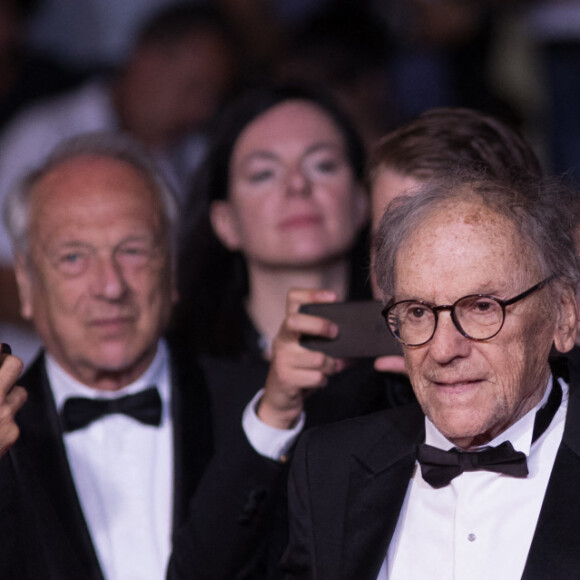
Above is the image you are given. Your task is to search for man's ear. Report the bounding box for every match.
[209,200,242,251]
[552,285,577,353]
[14,254,34,321]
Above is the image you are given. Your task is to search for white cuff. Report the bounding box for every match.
[242,389,305,461]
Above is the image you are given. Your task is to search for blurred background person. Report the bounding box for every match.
[171,82,415,579]
[526,0,580,183]
[0,2,238,366]
[273,6,394,147]
[264,107,544,396]
[26,0,192,71]
[5,132,290,580]
[172,84,414,438]
[0,0,83,130]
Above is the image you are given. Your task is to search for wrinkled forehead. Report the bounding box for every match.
[395,200,539,293]
[28,155,167,242]
[34,154,160,208]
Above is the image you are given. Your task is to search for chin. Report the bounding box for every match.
[428,409,490,443]
[88,343,144,371]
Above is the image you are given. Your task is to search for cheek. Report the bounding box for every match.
[133,264,174,316]
[403,350,430,402]
[234,201,272,246]
[33,272,84,317]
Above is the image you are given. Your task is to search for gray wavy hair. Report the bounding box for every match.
[3,131,180,257]
[374,172,580,303]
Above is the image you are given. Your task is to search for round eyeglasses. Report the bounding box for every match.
[382,274,557,347]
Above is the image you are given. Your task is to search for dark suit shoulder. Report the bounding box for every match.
[295,402,424,472]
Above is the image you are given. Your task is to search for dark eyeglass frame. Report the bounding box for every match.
[381,273,558,347]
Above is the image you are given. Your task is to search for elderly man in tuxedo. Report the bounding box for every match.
[282,173,580,580]
[3,132,282,580]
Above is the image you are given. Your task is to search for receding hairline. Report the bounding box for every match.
[27,152,166,221]
[396,194,541,278]
[19,153,172,262]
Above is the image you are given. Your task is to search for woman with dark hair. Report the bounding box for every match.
[169,84,413,578]
[172,85,410,445]
[176,85,368,355]
[164,81,411,580]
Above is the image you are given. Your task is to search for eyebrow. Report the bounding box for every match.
[238,142,345,166]
[50,234,157,251]
[397,284,513,305]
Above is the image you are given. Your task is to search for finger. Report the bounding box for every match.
[0,386,25,456]
[285,368,330,389]
[0,355,24,399]
[374,355,408,375]
[284,311,339,340]
[5,385,27,414]
[275,347,343,377]
[0,422,19,457]
[285,288,337,315]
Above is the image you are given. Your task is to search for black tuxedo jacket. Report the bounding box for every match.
[11,350,215,579]
[0,451,49,579]
[283,370,580,580]
[11,348,284,580]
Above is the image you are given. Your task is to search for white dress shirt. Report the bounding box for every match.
[378,375,567,580]
[48,340,173,580]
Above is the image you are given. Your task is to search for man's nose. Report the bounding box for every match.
[427,311,471,363]
[90,254,128,300]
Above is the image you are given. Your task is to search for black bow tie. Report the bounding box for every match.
[61,387,162,433]
[417,441,528,489]
[417,379,562,489]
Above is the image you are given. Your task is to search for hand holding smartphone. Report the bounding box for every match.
[299,300,402,359]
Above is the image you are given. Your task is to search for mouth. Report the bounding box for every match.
[431,379,484,393]
[278,215,323,229]
[88,317,134,330]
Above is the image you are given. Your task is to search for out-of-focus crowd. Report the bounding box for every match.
[1,2,580,579]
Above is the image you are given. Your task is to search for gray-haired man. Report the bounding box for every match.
[5,132,279,580]
[283,174,580,580]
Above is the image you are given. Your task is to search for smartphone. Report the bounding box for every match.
[299,300,402,358]
[0,343,11,355]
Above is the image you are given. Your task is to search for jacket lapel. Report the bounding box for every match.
[14,354,103,580]
[522,360,580,580]
[169,347,214,532]
[341,406,424,580]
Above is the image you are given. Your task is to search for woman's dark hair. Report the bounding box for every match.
[173,83,369,356]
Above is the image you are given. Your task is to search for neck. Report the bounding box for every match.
[246,259,351,357]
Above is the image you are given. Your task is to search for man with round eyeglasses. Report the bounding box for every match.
[383,273,558,347]
[282,174,580,580]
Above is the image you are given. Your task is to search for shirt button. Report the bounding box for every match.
[468,533,477,542]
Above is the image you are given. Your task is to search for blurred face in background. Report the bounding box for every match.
[210,99,368,271]
[120,28,234,147]
[370,167,421,296]
[15,155,176,389]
